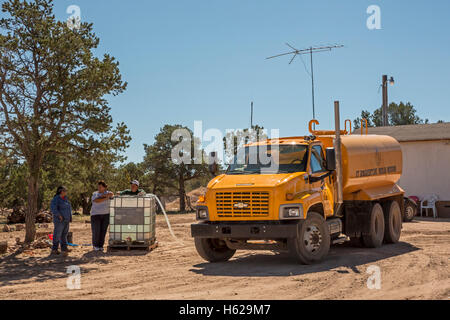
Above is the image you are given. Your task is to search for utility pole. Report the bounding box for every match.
[267,43,343,121]
[382,75,388,126]
[250,101,254,129]
[381,75,395,126]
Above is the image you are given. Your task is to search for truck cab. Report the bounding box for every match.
[198,137,336,221]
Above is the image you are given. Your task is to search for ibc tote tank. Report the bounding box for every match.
[340,135,403,197]
[109,195,156,248]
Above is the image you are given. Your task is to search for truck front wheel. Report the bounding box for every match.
[194,238,236,262]
[362,203,385,248]
[288,212,331,264]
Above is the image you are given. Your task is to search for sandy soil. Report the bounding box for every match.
[0,215,449,300]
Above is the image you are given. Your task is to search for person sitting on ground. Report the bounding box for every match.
[117,180,146,196]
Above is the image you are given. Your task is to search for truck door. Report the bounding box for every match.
[309,145,334,216]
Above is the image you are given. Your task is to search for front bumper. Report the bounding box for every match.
[191,222,298,239]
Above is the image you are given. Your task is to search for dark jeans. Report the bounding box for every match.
[91,214,110,248]
[52,219,70,251]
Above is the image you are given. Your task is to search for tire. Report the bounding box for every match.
[288,212,330,264]
[383,201,402,244]
[362,203,385,248]
[403,199,417,222]
[194,238,236,262]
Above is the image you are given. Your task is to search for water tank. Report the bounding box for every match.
[341,135,402,195]
[109,195,156,247]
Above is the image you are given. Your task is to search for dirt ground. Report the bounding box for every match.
[0,214,449,300]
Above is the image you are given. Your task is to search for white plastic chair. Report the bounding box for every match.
[420,194,438,218]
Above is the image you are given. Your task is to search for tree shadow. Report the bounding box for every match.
[189,241,419,277]
[0,249,110,287]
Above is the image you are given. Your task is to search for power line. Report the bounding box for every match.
[267,43,344,121]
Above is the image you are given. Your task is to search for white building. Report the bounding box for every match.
[366,123,450,218]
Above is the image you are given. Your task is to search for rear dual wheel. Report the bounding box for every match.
[383,200,402,243]
[358,201,401,248]
[362,203,385,248]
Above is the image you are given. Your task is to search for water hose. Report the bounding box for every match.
[151,194,184,244]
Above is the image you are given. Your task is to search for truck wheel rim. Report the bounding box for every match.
[406,206,414,219]
[303,225,322,253]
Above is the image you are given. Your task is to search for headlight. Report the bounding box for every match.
[196,206,209,220]
[198,209,208,218]
[279,204,303,219]
[286,208,300,217]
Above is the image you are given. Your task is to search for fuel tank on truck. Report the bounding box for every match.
[320,134,403,201]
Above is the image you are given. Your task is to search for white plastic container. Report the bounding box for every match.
[108,195,156,247]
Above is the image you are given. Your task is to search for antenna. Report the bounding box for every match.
[267,43,344,121]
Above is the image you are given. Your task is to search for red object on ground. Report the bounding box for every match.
[48,234,53,240]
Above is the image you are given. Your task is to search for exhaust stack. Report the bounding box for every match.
[334,101,344,206]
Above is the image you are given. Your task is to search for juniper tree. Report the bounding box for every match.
[0,0,129,242]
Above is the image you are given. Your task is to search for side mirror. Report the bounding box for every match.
[326,148,336,171]
[208,152,218,176]
[309,171,332,184]
[309,175,321,183]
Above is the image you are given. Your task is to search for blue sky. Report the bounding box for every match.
[52,0,450,163]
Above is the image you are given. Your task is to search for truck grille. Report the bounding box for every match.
[215,191,270,218]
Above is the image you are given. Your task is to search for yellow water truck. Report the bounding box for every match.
[191,101,405,264]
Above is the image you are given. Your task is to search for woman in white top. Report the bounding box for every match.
[90,180,114,252]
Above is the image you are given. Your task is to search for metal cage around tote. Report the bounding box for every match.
[108,195,156,247]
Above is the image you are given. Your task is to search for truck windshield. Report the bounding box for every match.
[227,144,308,174]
